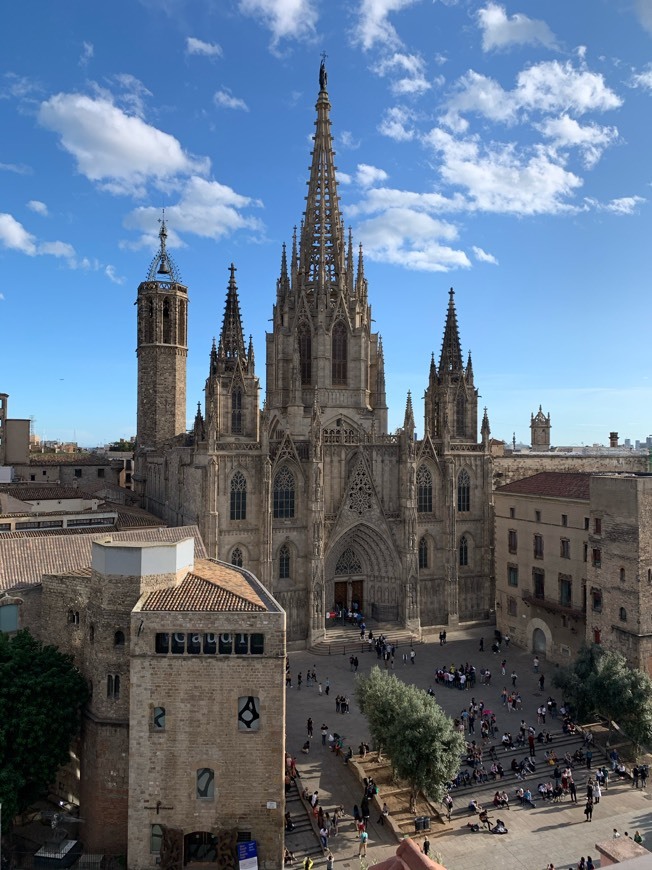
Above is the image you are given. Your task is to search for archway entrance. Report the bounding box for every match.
[532,627,547,655]
[184,832,218,866]
[326,523,401,626]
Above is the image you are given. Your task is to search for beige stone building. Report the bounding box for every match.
[0,392,30,471]
[494,472,591,663]
[134,61,494,644]
[5,533,285,868]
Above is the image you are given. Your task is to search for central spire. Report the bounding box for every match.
[439,287,464,374]
[218,263,246,368]
[298,57,345,292]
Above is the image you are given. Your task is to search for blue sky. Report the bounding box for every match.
[1,0,651,447]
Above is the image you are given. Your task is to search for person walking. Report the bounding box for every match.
[632,765,640,788]
[511,670,517,687]
[583,798,593,822]
[307,717,313,738]
[533,656,539,673]
[358,829,368,857]
[569,779,577,803]
[539,673,545,691]
[325,678,330,696]
[297,672,302,690]
[479,637,484,652]
[422,836,431,856]
[321,723,328,746]
[378,802,389,825]
[326,853,334,870]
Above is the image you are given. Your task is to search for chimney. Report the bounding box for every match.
[609,432,619,448]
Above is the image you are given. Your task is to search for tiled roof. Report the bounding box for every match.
[496,472,591,500]
[0,525,207,592]
[0,485,91,501]
[27,454,112,466]
[142,559,266,613]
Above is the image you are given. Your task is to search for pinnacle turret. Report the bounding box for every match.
[404,390,415,433]
[146,213,182,283]
[439,288,463,375]
[218,263,246,368]
[481,406,490,442]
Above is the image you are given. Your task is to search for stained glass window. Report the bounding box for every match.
[273,466,295,518]
[457,470,470,512]
[230,471,247,520]
[417,465,432,513]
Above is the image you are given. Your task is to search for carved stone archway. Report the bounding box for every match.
[325,523,401,625]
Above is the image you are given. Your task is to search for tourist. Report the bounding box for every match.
[358,829,368,857]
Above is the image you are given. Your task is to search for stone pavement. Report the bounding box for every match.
[286,625,652,870]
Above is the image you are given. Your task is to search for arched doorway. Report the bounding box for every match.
[326,523,401,625]
[532,627,547,655]
[184,832,218,866]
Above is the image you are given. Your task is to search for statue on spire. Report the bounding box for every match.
[319,52,328,90]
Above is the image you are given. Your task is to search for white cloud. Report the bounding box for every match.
[348,186,461,219]
[634,0,652,35]
[357,207,470,272]
[443,61,622,130]
[105,265,125,284]
[477,3,558,52]
[27,200,49,216]
[39,240,76,258]
[214,88,249,111]
[0,162,31,174]
[425,128,583,215]
[472,245,498,264]
[586,195,646,215]
[186,37,222,57]
[353,0,421,51]
[356,164,389,188]
[38,92,209,197]
[123,175,264,246]
[378,105,416,141]
[0,213,36,254]
[238,0,318,48]
[337,171,352,184]
[377,52,431,95]
[0,293,4,301]
[0,72,41,100]
[339,131,361,150]
[631,65,652,92]
[536,115,618,168]
[79,41,94,67]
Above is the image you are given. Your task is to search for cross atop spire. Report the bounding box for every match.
[217,263,246,367]
[298,59,345,293]
[439,287,464,375]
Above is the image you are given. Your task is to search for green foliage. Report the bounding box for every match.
[0,630,89,831]
[356,666,465,804]
[553,643,652,748]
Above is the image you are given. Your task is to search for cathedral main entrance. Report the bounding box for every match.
[333,576,363,613]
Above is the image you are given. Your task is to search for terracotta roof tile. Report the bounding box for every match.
[142,560,267,613]
[0,526,207,591]
[496,472,591,500]
[27,454,113,466]
[0,485,92,501]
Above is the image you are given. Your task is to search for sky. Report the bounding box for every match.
[1,0,652,448]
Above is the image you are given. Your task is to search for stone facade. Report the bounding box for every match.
[134,63,494,644]
[494,473,590,664]
[494,450,649,488]
[18,535,285,867]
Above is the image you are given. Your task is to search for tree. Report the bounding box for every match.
[356,666,465,811]
[553,643,652,748]
[0,630,89,832]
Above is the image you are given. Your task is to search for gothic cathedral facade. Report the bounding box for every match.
[134,62,493,645]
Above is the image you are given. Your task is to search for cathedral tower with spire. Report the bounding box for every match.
[135,60,493,644]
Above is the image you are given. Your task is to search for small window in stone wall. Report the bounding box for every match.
[196,768,215,799]
[619,607,627,622]
[114,630,125,647]
[153,706,166,730]
[68,610,80,625]
[89,623,95,643]
[507,597,517,617]
[620,568,625,583]
[238,696,261,731]
[151,824,164,854]
[107,674,120,699]
[0,604,19,634]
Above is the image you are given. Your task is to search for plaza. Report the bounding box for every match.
[286,626,652,869]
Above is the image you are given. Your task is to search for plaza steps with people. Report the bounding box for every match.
[283,778,326,864]
[441,727,606,829]
[309,625,421,657]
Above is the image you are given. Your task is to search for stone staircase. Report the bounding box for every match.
[283,778,325,864]
[310,624,422,657]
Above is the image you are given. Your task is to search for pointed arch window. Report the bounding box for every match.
[273,466,295,519]
[231,547,243,568]
[332,321,348,385]
[456,391,465,436]
[162,297,172,344]
[457,470,470,512]
[459,535,469,567]
[417,465,433,513]
[231,388,243,435]
[418,536,428,570]
[279,544,291,579]
[298,322,312,385]
[335,548,362,575]
[230,471,247,520]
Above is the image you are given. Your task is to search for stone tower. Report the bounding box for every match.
[265,58,387,439]
[203,264,260,445]
[136,219,188,449]
[530,405,551,449]
[424,288,478,442]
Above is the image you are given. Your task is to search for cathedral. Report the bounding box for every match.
[134,61,493,645]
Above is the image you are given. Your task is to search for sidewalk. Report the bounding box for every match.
[286,625,652,869]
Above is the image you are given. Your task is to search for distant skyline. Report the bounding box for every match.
[1,0,651,447]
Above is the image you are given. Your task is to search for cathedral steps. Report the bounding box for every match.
[310,627,421,657]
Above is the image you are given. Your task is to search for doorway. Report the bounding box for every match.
[532,627,547,655]
[351,579,363,614]
[334,580,348,611]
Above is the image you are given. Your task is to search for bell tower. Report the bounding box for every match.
[136,219,188,449]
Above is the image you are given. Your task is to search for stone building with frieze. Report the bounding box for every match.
[134,60,494,644]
